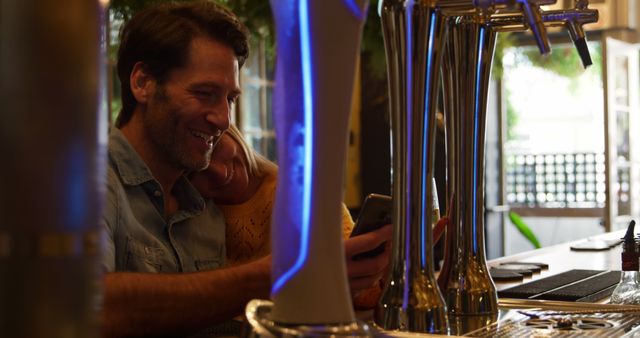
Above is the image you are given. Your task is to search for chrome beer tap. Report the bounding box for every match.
[437,11,501,325]
[437,0,597,333]
[377,0,596,334]
[374,0,553,334]
[374,0,449,333]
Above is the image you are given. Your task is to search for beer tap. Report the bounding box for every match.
[437,0,597,333]
[375,0,449,333]
[377,0,596,335]
[438,11,501,326]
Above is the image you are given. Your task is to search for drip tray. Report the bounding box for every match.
[374,300,640,338]
[464,309,640,337]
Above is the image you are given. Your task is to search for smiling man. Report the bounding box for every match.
[101,2,272,337]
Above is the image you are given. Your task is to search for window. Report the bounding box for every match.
[238,39,277,161]
[503,42,605,209]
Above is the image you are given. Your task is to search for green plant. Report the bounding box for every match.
[109,0,191,19]
[215,0,275,63]
[361,5,386,80]
[523,42,602,79]
[505,89,519,141]
[493,32,517,80]
[508,211,542,249]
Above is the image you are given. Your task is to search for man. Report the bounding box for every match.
[102,2,392,337]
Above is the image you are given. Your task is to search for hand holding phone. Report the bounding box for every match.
[350,193,392,260]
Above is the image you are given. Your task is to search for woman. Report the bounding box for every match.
[190,125,382,309]
[190,124,354,265]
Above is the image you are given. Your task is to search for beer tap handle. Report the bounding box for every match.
[546,0,596,68]
[568,21,592,67]
[518,0,551,54]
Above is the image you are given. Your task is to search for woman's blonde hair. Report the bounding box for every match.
[224,124,277,178]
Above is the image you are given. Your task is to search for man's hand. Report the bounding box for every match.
[344,224,393,294]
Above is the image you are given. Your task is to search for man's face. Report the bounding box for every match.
[144,37,240,171]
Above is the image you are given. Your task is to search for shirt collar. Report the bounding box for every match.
[108,128,206,213]
[108,128,156,186]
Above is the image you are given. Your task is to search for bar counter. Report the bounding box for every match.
[366,229,640,337]
[488,229,625,293]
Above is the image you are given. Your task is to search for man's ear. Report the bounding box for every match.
[130,62,155,104]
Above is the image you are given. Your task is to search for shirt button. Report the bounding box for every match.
[154,190,162,197]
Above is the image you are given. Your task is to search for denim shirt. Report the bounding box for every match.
[102,129,225,273]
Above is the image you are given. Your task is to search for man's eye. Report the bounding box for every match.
[198,92,212,97]
[194,90,216,99]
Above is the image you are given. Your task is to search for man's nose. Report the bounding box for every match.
[205,101,231,132]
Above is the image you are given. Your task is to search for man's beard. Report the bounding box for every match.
[145,86,212,172]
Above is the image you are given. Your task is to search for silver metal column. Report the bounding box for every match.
[374,0,448,333]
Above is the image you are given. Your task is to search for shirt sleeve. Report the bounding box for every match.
[100,169,118,273]
[101,220,116,273]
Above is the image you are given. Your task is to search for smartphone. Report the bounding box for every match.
[350,193,393,260]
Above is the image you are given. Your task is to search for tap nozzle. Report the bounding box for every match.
[519,0,551,55]
[568,21,592,67]
[489,0,598,68]
[474,1,554,54]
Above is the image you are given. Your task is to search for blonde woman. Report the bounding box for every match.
[191,124,355,262]
[190,124,389,307]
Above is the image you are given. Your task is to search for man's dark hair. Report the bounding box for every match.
[115,1,249,128]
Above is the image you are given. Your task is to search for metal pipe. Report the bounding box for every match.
[489,6,598,67]
[489,9,598,31]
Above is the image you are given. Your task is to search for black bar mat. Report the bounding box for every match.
[497,269,603,299]
[490,268,525,282]
[578,284,618,303]
[532,270,621,302]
